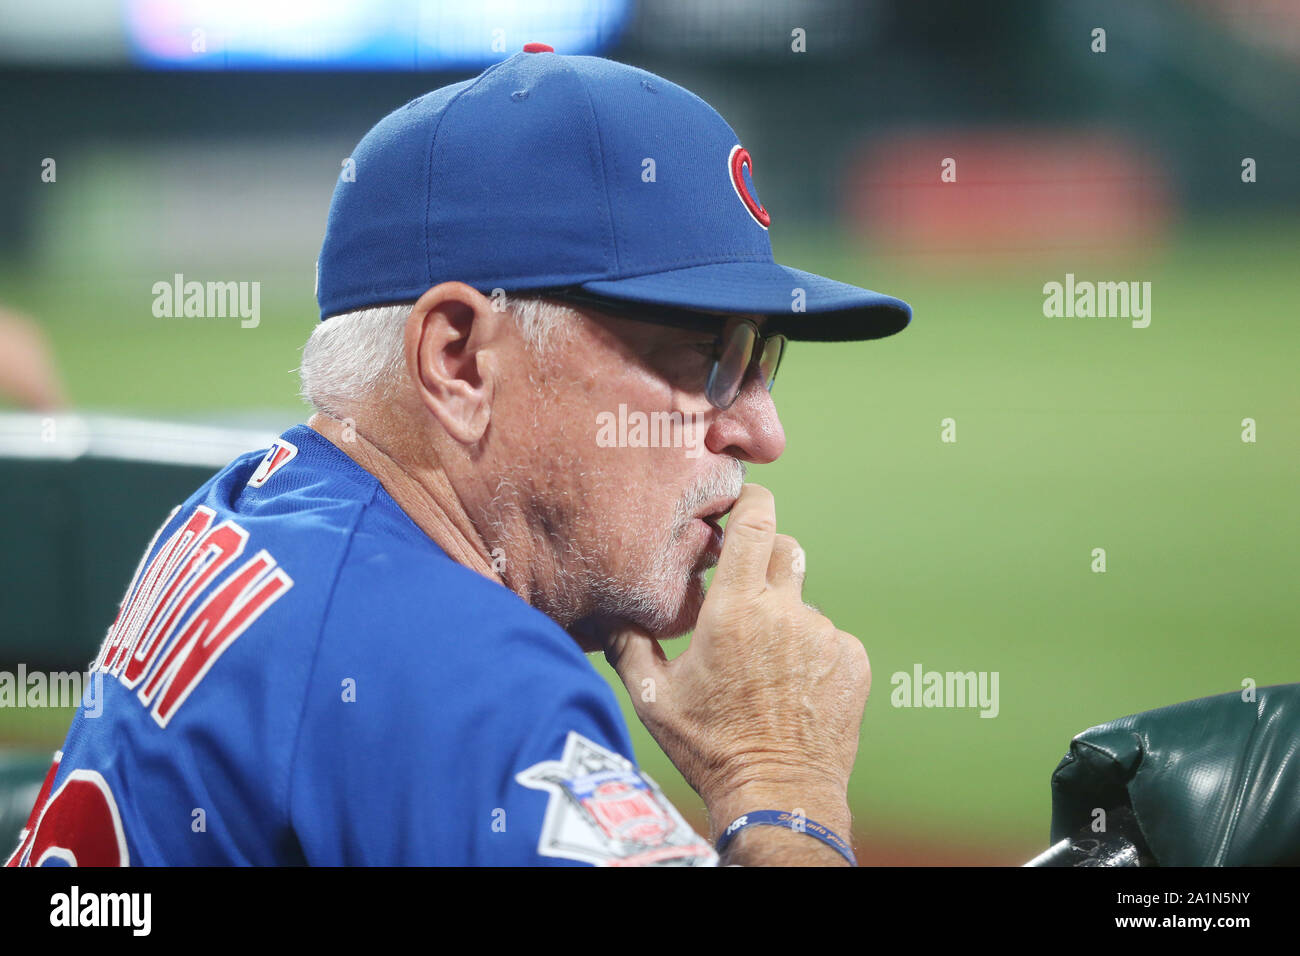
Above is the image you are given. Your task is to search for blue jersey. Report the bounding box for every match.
[7,425,715,867]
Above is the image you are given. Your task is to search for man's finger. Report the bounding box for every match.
[603,623,669,704]
[711,483,777,597]
[766,534,806,592]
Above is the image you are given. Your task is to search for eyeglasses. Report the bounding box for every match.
[539,289,787,411]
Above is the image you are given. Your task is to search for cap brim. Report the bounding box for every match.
[578,261,910,342]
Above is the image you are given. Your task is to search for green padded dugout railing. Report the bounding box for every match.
[0,413,278,671]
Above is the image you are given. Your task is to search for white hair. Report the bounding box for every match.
[298,295,573,418]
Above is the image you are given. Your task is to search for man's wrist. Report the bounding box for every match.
[716,809,857,865]
[705,784,851,845]
[717,819,856,866]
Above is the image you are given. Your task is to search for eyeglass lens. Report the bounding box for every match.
[706,322,786,409]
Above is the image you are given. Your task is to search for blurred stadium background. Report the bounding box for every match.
[1,0,1296,864]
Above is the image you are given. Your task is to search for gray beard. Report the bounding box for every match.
[483,458,746,637]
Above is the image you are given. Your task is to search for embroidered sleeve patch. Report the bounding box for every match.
[516,731,717,867]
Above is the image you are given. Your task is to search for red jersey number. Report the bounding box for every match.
[5,756,128,867]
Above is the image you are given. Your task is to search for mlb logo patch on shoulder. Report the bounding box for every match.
[247,438,298,488]
[517,731,717,867]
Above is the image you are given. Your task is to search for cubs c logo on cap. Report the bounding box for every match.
[728,145,770,230]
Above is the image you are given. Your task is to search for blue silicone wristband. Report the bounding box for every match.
[716,810,858,866]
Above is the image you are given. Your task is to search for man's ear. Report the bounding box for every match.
[404,282,502,445]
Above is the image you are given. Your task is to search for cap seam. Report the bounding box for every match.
[560,58,621,277]
[424,56,522,286]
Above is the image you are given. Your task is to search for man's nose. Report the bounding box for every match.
[703,375,786,463]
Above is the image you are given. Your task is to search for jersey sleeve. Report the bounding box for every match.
[505,673,718,867]
[286,547,716,866]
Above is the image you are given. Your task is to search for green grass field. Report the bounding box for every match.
[2,217,1296,862]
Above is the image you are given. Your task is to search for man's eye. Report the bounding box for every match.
[680,342,717,372]
[651,341,713,387]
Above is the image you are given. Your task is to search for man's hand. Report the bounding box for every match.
[601,483,870,864]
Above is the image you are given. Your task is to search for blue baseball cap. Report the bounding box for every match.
[316,45,910,342]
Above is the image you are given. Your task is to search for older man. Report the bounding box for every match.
[9,48,909,868]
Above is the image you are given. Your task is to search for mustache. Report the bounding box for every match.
[674,458,747,530]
